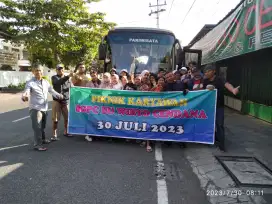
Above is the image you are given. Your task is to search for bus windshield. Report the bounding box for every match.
[107,32,175,74]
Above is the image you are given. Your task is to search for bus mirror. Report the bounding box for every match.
[176,48,184,66]
[98,44,106,60]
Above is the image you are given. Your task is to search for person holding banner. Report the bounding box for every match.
[187,67,204,91]
[164,71,188,93]
[110,74,123,90]
[203,64,239,152]
[99,72,112,89]
[164,71,188,148]
[151,77,165,92]
[51,64,73,140]
[22,64,63,151]
[134,75,142,90]
[123,75,137,91]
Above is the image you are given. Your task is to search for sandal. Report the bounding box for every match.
[42,139,51,144]
[34,147,47,151]
[51,137,60,141]
[146,146,153,152]
[85,136,93,142]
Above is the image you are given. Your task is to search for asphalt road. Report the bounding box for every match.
[0,97,209,204]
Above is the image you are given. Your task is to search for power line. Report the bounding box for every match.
[181,0,198,26]
[149,0,167,28]
[168,0,175,16]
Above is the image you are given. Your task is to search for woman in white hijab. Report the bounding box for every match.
[110,74,123,90]
[99,72,112,89]
[140,70,150,79]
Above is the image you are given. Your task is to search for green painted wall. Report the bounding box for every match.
[242,101,272,123]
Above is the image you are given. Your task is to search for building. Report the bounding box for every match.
[186,24,216,49]
[188,0,272,123]
[0,29,30,71]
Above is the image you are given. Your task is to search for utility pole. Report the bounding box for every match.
[149,0,167,28]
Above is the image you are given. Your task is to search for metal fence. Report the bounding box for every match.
[216,48,272,106]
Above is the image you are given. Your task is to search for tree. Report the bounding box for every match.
[0,0,115,68]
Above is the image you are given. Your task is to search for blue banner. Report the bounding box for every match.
[68,87,216,144]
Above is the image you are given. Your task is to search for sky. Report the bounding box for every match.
[88,0,241,46]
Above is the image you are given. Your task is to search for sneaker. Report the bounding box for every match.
[85,136,93,142]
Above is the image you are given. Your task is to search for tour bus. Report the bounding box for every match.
[98,27,202,75]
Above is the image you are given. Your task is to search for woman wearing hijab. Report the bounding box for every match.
[99,73,112,89]
[140,70,150,79]
[110,74,123,90]
[110,68,117,76]
[120,69,129,77]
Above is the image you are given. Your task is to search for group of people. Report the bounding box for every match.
[22,61,239,152]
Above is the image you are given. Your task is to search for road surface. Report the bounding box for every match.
[0,95,209,204]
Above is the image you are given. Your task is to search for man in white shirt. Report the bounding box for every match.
[22,64,63,151]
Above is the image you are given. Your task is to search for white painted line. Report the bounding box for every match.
[157,179,169,204]
[12,109,52,123]
[155,143,169,204]
[0,144,29,151]
[12,116,30,123]
[155,143,163,162]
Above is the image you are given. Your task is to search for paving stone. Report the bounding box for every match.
[216,195,239,203]
[250,196,267,204]
[191,164,209,177]
[197,158,219,167]
[208,195,219,204]
[184,109,272,204]
[199,163,222,174]
[223,160,272,185]
[185,151,213,161]
[205,169,228,181]
[237,195,251,202]
[213,175,236,189]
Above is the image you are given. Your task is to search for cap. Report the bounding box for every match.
[120,69,128,73]
[56,64,64,69]
[180,67,187,71]
[110,68,117,73]
[204,64,216,72]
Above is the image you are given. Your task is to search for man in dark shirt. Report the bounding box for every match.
[164,72,186,91]
[203,64,239,152]
[124,75,137,90]
[51,64,73,140]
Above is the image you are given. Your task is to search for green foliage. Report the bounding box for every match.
[7,82,26,89]
[0,0,116,67]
